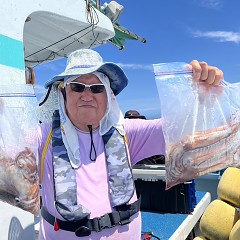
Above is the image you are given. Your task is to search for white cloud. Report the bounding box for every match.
[199,0,223,10]
[192,30,240,44]
[117,63,153,71]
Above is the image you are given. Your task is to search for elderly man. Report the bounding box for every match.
[37,49,223,240]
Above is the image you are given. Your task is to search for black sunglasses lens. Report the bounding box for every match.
[69,83,105,93]
[70,83,85,92]
[90,85,105,93]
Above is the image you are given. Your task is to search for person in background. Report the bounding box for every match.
[124,110,147,120]
[37,48,223,240]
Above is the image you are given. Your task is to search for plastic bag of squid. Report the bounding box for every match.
[154,62,240,190]
[0,84,39,215]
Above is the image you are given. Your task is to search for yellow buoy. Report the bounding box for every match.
[217,167,240,207]
[229,219,240,240]
[199,199,240,240]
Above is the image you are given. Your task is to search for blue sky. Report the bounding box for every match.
[34,0,240,119]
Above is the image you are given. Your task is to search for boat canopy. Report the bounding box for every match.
[0,0,146,83]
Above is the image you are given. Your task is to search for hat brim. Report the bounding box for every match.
[44,62,128,96]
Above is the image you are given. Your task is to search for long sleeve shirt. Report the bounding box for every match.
[38,118,165,240]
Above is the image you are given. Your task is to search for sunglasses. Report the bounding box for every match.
[66,82,105,94]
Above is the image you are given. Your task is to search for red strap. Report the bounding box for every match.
[54,219,60,231]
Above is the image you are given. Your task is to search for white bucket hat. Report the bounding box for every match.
[45,48,128,95]
[37,49,128,126]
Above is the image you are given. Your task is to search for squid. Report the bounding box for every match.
[166,122,240,189]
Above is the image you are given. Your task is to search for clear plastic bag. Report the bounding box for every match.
[154,62,240,189]
[0,84,40,215]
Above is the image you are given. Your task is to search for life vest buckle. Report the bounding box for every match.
[97,214,113,230]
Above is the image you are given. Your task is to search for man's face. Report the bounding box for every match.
[64,74,107,131]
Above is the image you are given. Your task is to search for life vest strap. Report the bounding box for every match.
[41,195,141,237]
